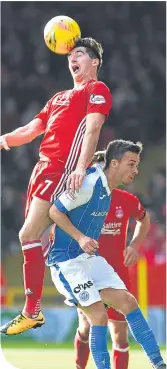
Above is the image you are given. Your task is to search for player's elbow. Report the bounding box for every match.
[141,211,150,231]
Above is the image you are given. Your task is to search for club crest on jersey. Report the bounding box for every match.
[52,93,70,106]
[90,94,106,104]
[115,206,124,218]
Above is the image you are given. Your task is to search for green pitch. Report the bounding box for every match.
[2,348,166,369]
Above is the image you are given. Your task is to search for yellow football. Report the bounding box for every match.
[44,15,81,55]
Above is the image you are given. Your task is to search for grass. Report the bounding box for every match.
[1,347,166,369]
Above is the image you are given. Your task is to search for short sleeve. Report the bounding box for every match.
[34,98,52,124]
[54,184,94,213]
[130,195,146,220]
[87,81,112,117]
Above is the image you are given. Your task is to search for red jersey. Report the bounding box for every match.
[35,79,112,169]
[98,188,146,268]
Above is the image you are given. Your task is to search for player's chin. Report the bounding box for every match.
[123,177,134,185]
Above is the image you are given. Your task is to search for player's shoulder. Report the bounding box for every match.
[112,188,138,202]
[89,79,110,91]
[83,166,101,187]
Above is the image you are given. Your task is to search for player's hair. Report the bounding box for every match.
[104,139,143,169]
[92,150,106,164]
[73,37,103,72]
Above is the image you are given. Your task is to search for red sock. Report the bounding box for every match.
[112,344,129,369]
[22,241,45,316]
[74,329,90,369]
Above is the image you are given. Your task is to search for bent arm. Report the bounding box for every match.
[129,211,150,250]
[75,112,105,172]
[3,118,46,147]
[49,205,84,243]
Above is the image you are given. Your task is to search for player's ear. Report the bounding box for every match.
[111,160,118,168]
[92,59,99,68]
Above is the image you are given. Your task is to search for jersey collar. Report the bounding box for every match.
[96,164,111,195]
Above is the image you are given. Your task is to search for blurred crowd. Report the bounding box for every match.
[1,2,166,262]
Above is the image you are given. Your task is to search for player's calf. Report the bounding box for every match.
[74,309,91,369]
[80,302,111,369]
[109,321,129,369]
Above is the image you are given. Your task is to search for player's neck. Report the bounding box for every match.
[104,169,120,191]
[73,74,97,89]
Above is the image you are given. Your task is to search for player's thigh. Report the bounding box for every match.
[25,161,67,217]
[79,301,108,326]
[108,319,128,345]
[100,288,138,315]
[19,196,52,241]
[51,257,102,308]
[88,256,126,293]
[106,267,131,323]
[77,308,90,336]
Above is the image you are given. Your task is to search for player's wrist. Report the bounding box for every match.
[75,167,86,174]
[129,242,140,252]
[75,231,85,244]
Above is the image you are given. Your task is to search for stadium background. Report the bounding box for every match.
[1,2,166,369]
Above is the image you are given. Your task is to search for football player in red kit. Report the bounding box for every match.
[74,151,150,369]
[0,38,112,335]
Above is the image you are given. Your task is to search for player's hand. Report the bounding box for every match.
[66,169,86,194]
[123,246,139,267]
[78,235,99,255]
[0,136,10,151]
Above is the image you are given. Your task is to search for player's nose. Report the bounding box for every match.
[134,168,138,175]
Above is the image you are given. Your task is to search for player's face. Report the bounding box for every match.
[68,47,98,82]
[114,152,140,185]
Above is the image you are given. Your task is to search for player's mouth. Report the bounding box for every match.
[71,64,80,74]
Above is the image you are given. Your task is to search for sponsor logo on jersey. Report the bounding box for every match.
[115,206,124,218]
[52,93,70,106]
[79,291,90,302]
[101,222,122,236]
[101,228,121,236]
[90,94,106,104]
[73,281,93,294]
[91,211,108,217]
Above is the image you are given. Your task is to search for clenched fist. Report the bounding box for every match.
[0,136,10,151]
[78,235,99,256]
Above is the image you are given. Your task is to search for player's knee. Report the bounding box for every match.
[78,322,90,340]
[119,291,138,315]
[91,310,108,326]
[19,225,39,243]
[19,227,31,243]
[78,310,90,339]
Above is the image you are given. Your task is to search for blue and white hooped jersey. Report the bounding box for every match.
[46,165,111,265]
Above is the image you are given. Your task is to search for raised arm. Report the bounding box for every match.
[0,118,46,150]
[66,112,105,192]
[124,211,150,267]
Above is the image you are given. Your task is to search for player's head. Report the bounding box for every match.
[92,150,105,165]
[68,37,103,82]
[104,139,143,185]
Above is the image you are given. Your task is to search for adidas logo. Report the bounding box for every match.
[25,288,33,295]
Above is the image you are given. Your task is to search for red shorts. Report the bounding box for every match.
[107,264,131,322]
[25,161,69,217]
